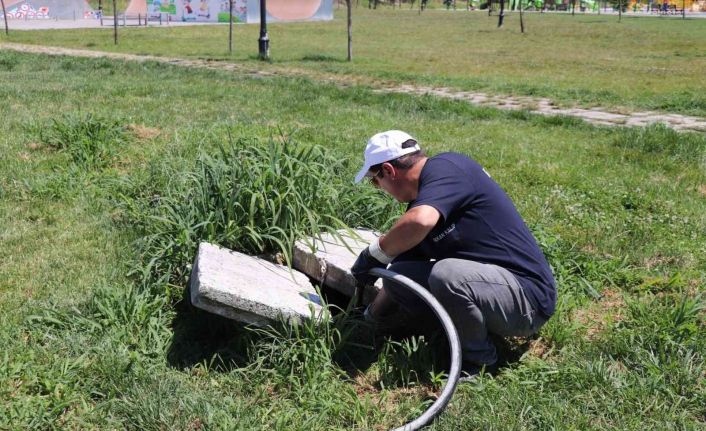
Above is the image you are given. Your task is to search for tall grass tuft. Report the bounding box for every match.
[376,335,443,389]
[240,314,368,425]
[121,132,400,288]
[36,113,130,170]
[247,315,343,383]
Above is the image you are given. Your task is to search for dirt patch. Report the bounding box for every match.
[573,288,626,340]
[127,124,162,140]
[351,372,438,418]
[524,337,553,360]
[352,372,379,397]
[580,244,598,254]
[642,253,679,270]
[688,278,704,296]
[699,185,706,197]
[186,418,203,431]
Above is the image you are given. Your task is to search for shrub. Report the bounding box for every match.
[37,113,129,170]
[122,133,400,288]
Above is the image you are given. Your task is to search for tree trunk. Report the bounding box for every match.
[1,0,8,36]
[618,0,622,20]
[489,0,493,15]
[519,0,525,32]
[228,0,233,53]
[347,0,352,61]
[113,0,118,44]
[498,0,505,26]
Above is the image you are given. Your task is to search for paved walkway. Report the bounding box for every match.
[2,42,705,133]
[385,85,706,132]
[1,18,217,30]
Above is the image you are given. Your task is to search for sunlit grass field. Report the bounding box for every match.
[1,44,705,429]
[3,7,706,115]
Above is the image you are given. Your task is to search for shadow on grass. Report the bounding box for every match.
[322,283,381,375]
[354,301,534,380]
[165,282,379,374]
[166,282,531,381]
[166,288,254,371]
[491,334,535,370]
[300,54,345,63]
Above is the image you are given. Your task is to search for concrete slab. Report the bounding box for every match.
[293,229,382,304]
[190,242,325,326]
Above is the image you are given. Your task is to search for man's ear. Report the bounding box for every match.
[382,162,395,178]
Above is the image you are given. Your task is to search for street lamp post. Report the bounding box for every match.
[258,0,269,60]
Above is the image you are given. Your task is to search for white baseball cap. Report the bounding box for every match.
[354,130,420,183]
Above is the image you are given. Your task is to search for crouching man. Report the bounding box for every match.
[351,130,556,377]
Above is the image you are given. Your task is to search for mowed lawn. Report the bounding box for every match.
[1,46,705,429]
[3,8,706,115]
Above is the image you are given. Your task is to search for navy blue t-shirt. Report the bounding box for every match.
[405,152,556,318]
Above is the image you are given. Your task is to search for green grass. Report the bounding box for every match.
[119,132,400,288]
[1,50,705,429]
[3,8,706,115]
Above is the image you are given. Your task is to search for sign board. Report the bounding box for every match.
[246,0,332,23]
[125,0,331,22]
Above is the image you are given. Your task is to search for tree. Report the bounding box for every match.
[113,0,118,44]
[228,0,234,54]
[1,0,9,36]
[498,0,505,26]
[607,0,626,12]
[519,0,525,32]
[346,0,352,61]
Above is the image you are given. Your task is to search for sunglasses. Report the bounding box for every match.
[366,167,384,187]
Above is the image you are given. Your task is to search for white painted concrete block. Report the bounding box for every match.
[190,242,325,326]
[293,229,382,304]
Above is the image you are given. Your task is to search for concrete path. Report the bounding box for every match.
[2,18,218,30]
[2,42,704,133]
[384,84,706,132]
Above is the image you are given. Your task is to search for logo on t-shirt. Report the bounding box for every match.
[432,223,456,242]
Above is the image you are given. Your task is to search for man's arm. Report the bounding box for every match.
[378,204,440,257]
[364,205,439,319]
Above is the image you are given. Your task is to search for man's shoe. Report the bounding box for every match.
[458,361,498,383]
